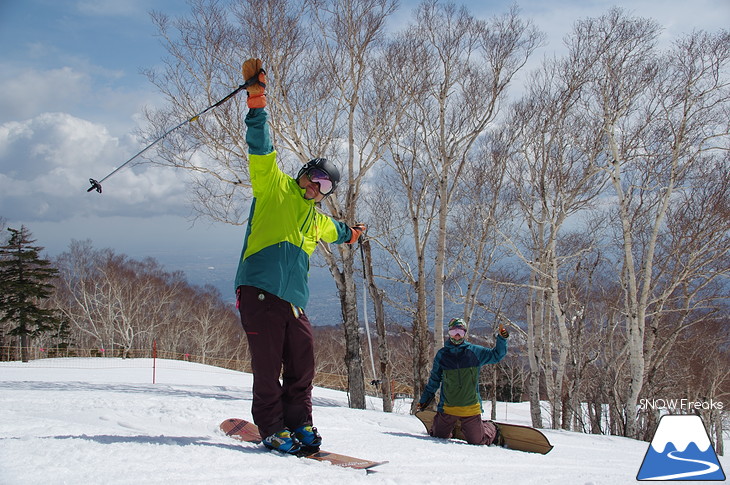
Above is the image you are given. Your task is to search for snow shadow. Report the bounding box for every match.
[35,433,259,453]
[310,396,346,408]
[0,381,250,401]
[383,430,477,446]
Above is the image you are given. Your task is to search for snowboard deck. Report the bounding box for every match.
[415,410,553,454]
[220,418,388,470]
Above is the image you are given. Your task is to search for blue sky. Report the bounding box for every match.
[1,0,728,301]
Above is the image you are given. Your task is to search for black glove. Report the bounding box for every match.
[416,395,434,412]
[498,323,509,339]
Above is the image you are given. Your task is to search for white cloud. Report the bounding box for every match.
[0,60,157,136]
[0,112,118,180]
[0,112,188,222]
[0,66,91,123]
[443,0,730,56]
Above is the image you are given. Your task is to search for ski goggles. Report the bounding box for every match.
[448,327,466,339]
[307,168,334,195]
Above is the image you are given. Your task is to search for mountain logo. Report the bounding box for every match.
[637,414,726,481]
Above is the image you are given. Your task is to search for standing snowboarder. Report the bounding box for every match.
[235,58,365,455]
[417,318,509,445]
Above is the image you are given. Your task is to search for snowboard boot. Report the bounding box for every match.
[263,429,301,454]
[491,422,505,447]
[293,425,322,452]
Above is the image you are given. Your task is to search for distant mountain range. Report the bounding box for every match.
[160,251,344,324]
[157,250,508,332]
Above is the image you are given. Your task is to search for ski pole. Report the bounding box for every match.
[86,82,249,194]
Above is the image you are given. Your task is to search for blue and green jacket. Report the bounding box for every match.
[234,108,351,309]
[419,336,508,416]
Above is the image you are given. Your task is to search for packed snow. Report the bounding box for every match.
[1,358,726,484]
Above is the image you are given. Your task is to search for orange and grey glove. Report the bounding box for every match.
[242,58,266,109]
[498,323,510,339]
[347,223,366,244]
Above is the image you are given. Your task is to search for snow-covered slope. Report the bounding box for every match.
[0,358,726,484]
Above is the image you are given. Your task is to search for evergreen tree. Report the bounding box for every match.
[46,315,74,356]
[0,226,62,362]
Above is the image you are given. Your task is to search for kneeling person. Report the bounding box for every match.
[417,318,509,445]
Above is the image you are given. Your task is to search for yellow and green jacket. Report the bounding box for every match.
[234,108,351,309]
[420,337,508,416]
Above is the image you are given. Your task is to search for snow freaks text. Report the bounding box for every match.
[639,398,725,411]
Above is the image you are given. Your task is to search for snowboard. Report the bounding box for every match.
[415,410,553,454]
[220,418,388,470]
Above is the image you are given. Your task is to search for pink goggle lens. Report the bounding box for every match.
[448,328,466,339]
[307,168,333,195]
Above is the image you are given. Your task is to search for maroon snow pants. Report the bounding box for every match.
[431,411,498,445]
[238,285,315,439]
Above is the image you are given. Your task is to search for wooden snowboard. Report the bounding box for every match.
[220,418,388,470]
[415,410,553,454]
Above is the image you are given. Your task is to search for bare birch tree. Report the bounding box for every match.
[52,240,242,361]
[54,242,123,350]
[147,0,251,225]
[377,0,541,408]
[446,129,514,324]
[500,34,608,427]
[413,2,542,355]
[594,12,730,436]
[302,0,398,409]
